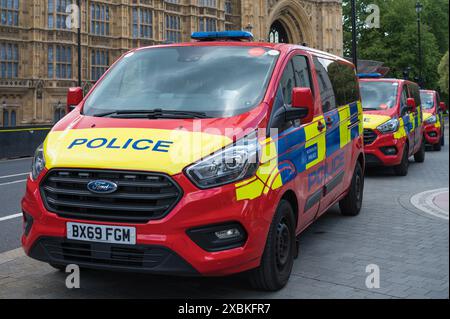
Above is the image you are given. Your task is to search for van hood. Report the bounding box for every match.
[362,113,392,130]
[44,104,268,176]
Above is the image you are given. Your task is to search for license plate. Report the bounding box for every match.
[66,222,136,245]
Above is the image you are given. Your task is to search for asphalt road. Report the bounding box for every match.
[0,157,30,253]
[0,130,448,298]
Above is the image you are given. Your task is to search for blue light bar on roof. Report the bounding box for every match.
[358,73,383,79]
[191,31,254,41]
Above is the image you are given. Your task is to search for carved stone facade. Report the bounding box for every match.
[0,0,342,126]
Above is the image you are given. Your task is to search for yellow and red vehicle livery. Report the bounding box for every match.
[420,89,446,151]
[360,78,425,176]
[21,34,364,290]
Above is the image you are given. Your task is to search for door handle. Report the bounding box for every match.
[325,116,334,127]
[317,121,325,132]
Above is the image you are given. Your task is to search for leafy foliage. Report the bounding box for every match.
[343,0,448,94]
[438,52,449,94]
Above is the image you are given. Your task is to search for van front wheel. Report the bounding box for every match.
[249,200,296,291]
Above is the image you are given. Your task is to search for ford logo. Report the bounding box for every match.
[87,180,118,194]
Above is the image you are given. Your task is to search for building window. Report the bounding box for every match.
[0,43,19,79]
[48,0,70,29]
[2,109,8,127]
[165,15,181,43]
[91,49,109,81]
[199,17,216,32]
[90,2,110,36]
[53,105,65,123]
[165,0,179,4]
[199,0,216,7]
[132,7,153,39]
[225,0,232,14]
[0,0,19,26]
[10,109,15,126]
[48,45,72,79]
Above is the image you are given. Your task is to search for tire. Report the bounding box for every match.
[339,161,364,217]
[49,263,66,272]
[433,141,442,151]
[394,144,409,176]
[414,138,426,163]
[249,200,296,291]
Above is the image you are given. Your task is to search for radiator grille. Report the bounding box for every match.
[40,169,182,224]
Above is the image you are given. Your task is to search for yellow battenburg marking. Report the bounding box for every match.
[394,117,407,139]
[44,127,232,176]
[423,112,433,122]
[358,101,364,136]
[338,104,351,148]
[305,115,326,170]
[235,137,283,201]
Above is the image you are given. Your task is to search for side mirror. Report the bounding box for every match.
[66,87,83,114]
[286,87,314,123]
[407,98,416,113]
[439,102,447,112]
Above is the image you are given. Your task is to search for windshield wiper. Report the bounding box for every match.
[363,107,379,111]
[92,109,210,119]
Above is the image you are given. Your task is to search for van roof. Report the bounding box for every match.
[130,41,351,65]
[359,78,419,86]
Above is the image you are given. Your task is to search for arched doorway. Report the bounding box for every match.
[269,20,289,43]
[267,0,314,46]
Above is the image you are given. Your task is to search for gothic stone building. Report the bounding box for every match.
[0,0,343,126]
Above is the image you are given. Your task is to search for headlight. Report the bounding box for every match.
[377,118,399,134]
[186,132,259,189]
[31,144,46,181]
[425,115,437,124]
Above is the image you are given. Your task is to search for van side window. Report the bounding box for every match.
[331,62,360,106]
[408,83,421,108]
[314,57,359,113]
[313,57,336,113]
[292,55,312,89]
[279,60,296,105]
[400,87,408,116]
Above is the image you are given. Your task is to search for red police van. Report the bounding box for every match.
[360,76,425,176]
[22,31,365,291]
[420,90,447,151]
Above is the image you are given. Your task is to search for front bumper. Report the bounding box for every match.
[424,123,441,145]
[29,237,199,275]
[364,131,406,167]
[21,171,278,276]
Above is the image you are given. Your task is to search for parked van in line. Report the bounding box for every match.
[22,31,365,291]
[359,76,425,176]
[420,89,447,151]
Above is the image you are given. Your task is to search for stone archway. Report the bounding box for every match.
[267,0,314,46]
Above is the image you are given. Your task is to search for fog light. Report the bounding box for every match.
[215,228,241,240]
[187,222,247,252]
[380,146,398,156]
[22,211,34,236]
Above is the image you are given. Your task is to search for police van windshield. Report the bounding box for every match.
[420,92,434,110]
[359,81,398,111]
[83,46,279,118]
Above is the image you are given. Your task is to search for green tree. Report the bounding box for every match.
[438,51,449,94]
[343,0,448,91]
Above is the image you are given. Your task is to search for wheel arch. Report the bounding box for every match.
[280,190,299,227]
